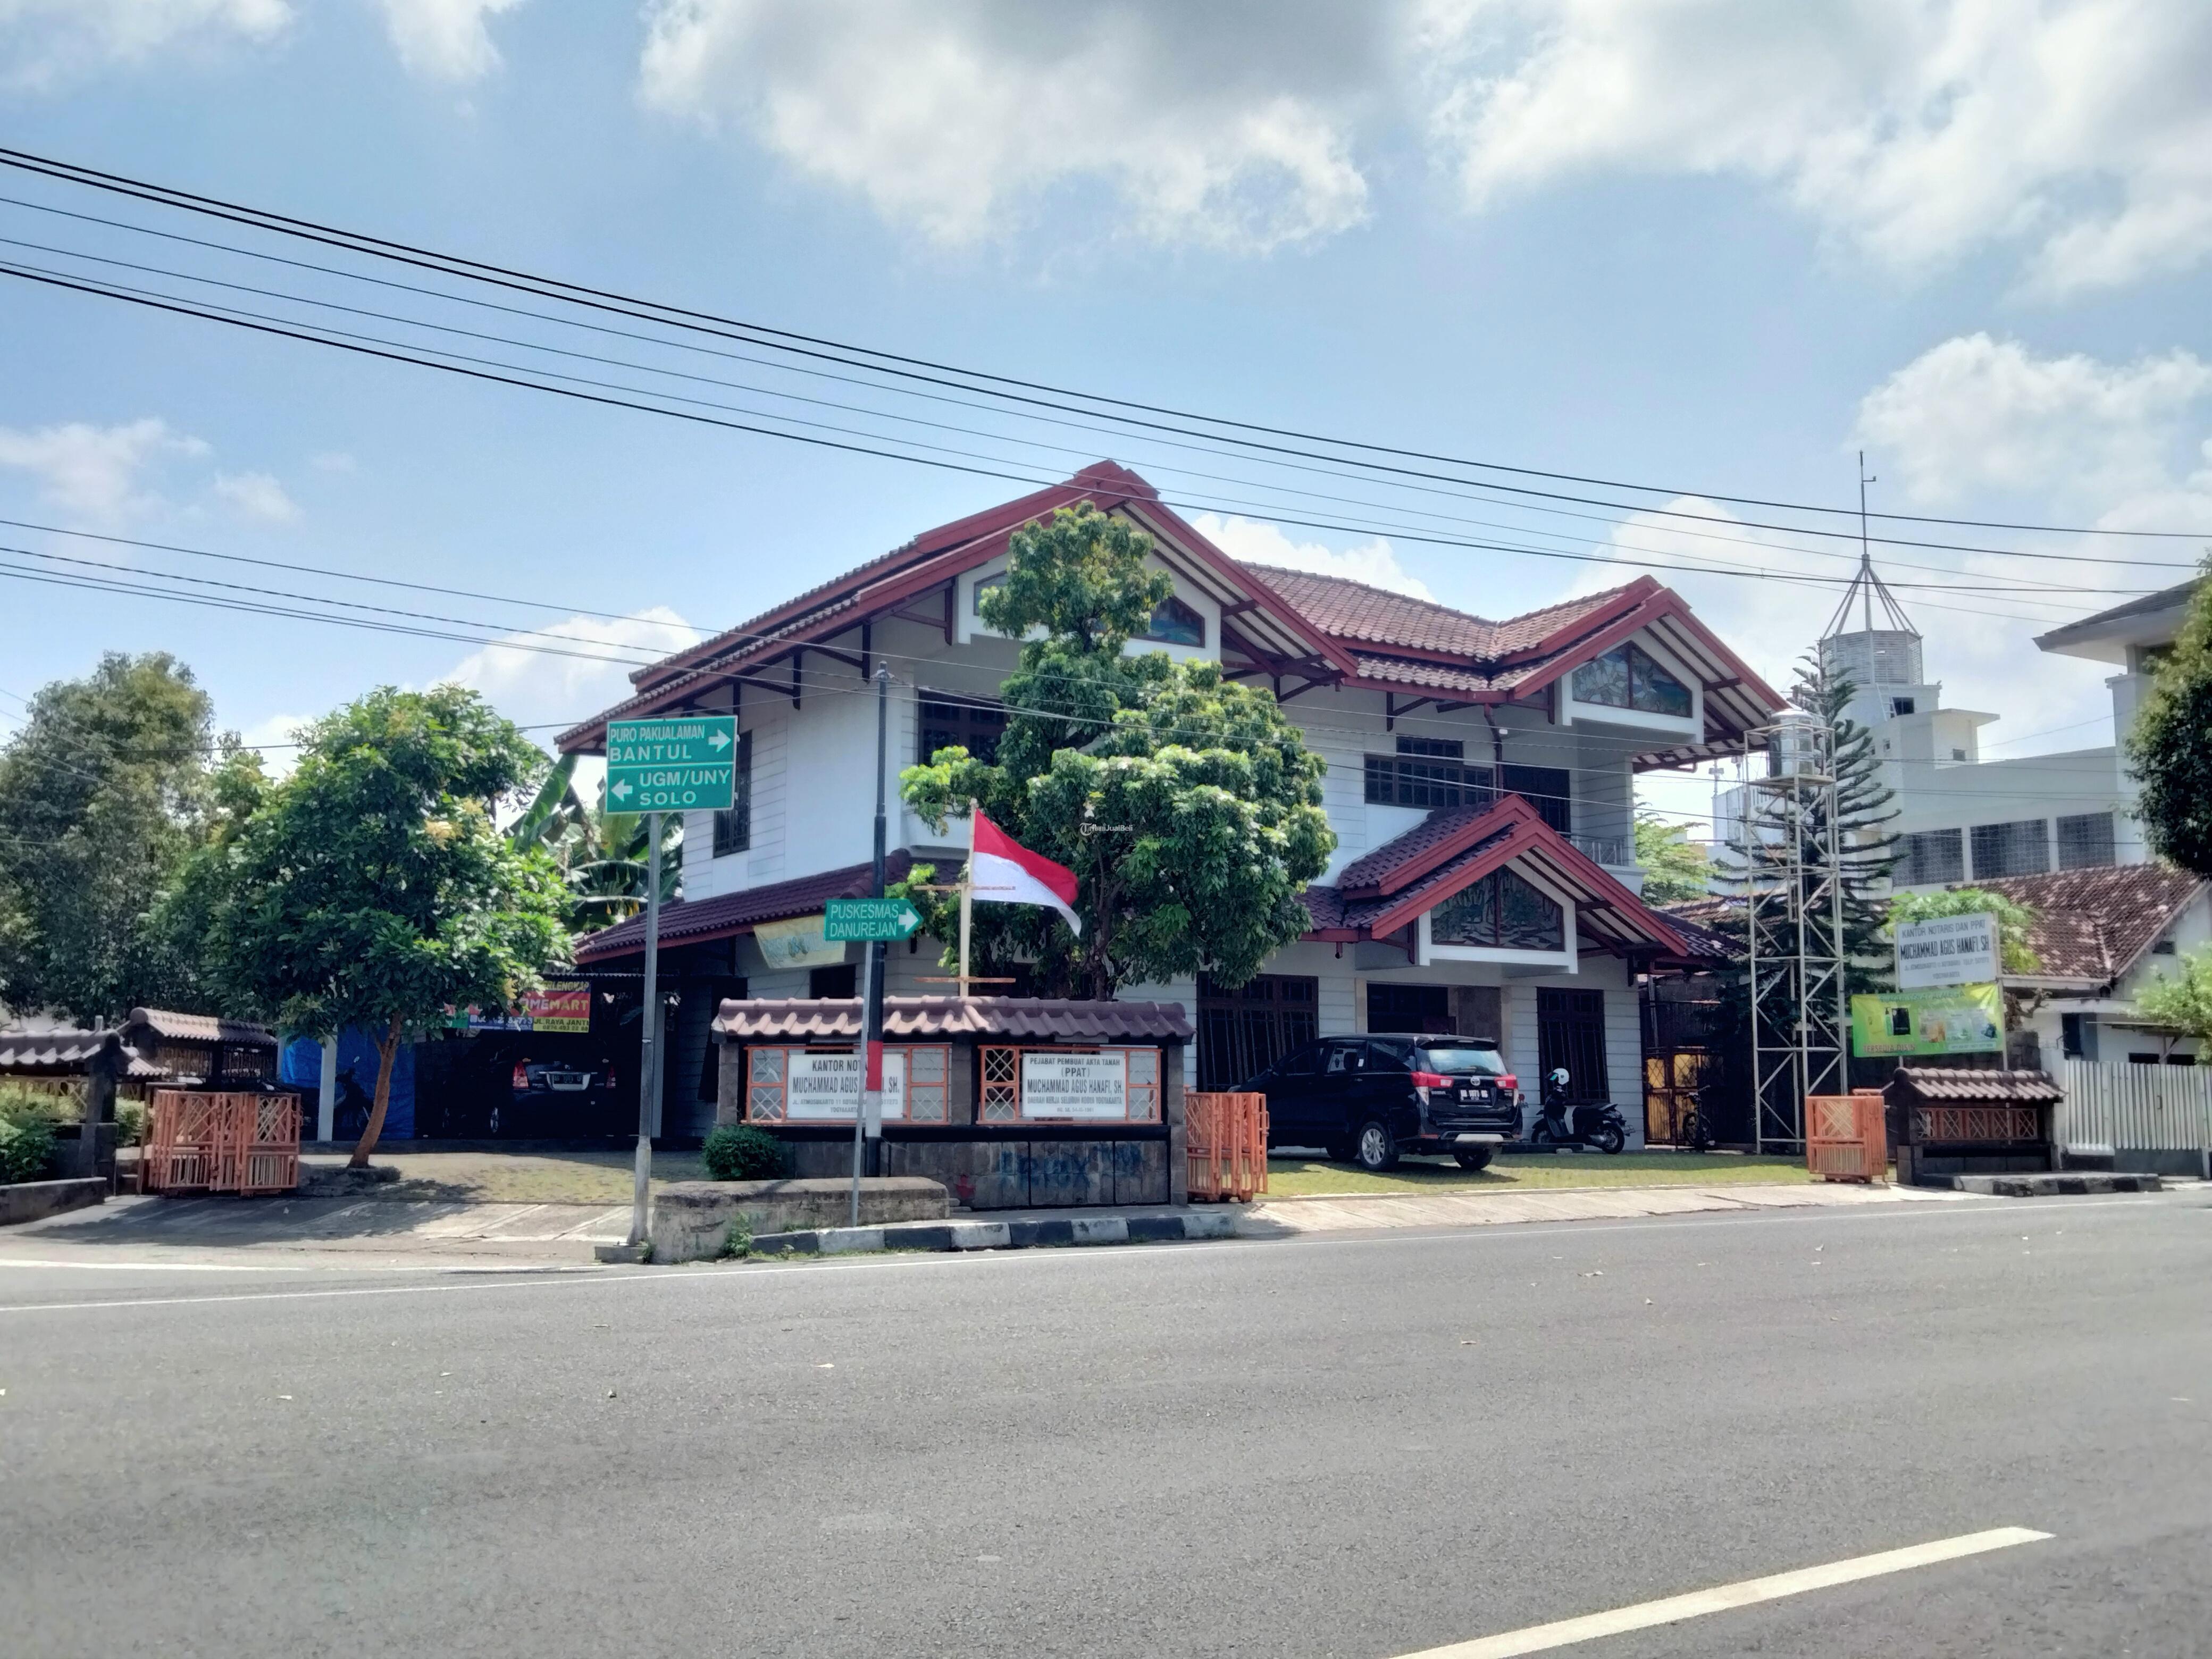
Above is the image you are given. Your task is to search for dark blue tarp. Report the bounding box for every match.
[277,1031,414,1141]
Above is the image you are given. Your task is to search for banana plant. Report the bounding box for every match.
[508,753,681,927]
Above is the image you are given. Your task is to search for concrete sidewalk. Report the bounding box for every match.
[0,1176,1975,1273]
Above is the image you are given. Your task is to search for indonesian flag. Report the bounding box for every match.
[970,808,1083,936]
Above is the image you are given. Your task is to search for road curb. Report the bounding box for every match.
[747,1209,1239,1258]
[1947,1172,2163,1197]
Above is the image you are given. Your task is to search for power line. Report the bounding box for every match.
[3,141,2201,543]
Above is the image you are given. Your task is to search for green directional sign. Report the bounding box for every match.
[824,896,923,942]
[605,715,738,814]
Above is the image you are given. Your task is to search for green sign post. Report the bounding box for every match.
[604,714,737,1260]
[825,896,923,942]
[605,715,738,813]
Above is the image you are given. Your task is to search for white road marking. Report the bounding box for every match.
[1393,1527,2051,1658]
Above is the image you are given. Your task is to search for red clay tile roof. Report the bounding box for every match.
[1247,567,1631,661]
[1955,865,2204,985]
[574,852,921,963]
[713,996,1192,1042]
[1886,1067,2065,1104]
[1337,799,1505,894]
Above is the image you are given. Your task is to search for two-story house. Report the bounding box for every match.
[564,463,1778,1143]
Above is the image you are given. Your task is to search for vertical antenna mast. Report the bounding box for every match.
[1858,450,1878,634]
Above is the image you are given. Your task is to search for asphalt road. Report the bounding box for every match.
[5,1191,2209,1658]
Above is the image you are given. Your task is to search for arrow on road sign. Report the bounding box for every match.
[824,896,924,941]
[610,778,632,802]
[707,728,731,751]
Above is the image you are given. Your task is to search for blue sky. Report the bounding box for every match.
[2,1,2208,833]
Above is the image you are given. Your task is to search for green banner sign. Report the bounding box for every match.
[824,896,923,942]
[605,715,737,814]
[1850,984,2004,1057]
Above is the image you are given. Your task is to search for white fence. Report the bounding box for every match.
[2058,1059,2212,1158]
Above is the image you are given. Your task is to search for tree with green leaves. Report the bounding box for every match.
[2127,563,2212,875]
[0,652,237,1021]
[189,686,569,1164]
[1886,886,2041,975]
[2135,946,2212,1044]
[1633,809,1710,902]
[900,504,1334,999]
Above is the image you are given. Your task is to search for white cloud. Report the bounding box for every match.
[1854,333,2212,519]
[0,417,208,525]
[375,0,526,83]
[441,607,699,736]
[213,470,301,523]
[638,0,1372,253]
[1193,512,1434,599]
[1419,0,2212,294]
[237,710,312,777]
[0,0,289,87]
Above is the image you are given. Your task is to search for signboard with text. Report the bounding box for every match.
[1020,1051,1130,1120]
[754,914,845,970]
[1850,985,2004,1057]
[824,897,923,942]
[604,715,737,814]
[456,984,592,1033]
[783,1051,909,1121]
[1895,912,2000,990]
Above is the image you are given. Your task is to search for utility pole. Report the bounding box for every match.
[627,809,661,1249]
[852,665,891,1227]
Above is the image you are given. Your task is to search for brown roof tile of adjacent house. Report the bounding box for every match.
[712,996,1193,1042]
[1244,567,1634,663]
[1960,865,2204,985]
[574,852,924,962]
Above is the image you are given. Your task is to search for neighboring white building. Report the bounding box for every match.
[1715,562,2200,891]
[565,464,1777,1142]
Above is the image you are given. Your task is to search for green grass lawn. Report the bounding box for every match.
[299,1146,710,1204]
[1262,1151,1817,1197]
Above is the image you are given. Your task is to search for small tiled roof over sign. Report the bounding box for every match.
[0,1025,167,1078]
[713,996,1194,1043]
[1886,1067,2065,1105]
[124,1008,277,1048]
[1957,865,2205,987]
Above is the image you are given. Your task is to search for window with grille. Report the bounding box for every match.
[1363,748,1497,811]
[918,694,1006,766]
[710,730,753,856]
[1499,765,1572,834]
[1570,642,1692,717]
[2056,811,2116,870]
[1970,818,2050,879]
[1899,828,1965,886]
[1395,736,1463,760]
[1196,974,1318,1091]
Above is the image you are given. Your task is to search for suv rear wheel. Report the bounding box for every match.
[1353,1119,1400,1172]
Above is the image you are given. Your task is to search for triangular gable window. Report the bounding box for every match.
[1571,641,1691,717]
[1430,868,1565,951]
[1142,594,1205,647]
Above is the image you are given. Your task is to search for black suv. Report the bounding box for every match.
[1244,1035,1522,1172]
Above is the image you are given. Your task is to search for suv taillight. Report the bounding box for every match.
[1411,1070,1448,1089]
[511,1064,529,1090]
[1497,1074,1516,1091]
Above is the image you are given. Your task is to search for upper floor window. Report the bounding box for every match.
[1890,697,1916,717]
[1141,594,1205,647]
[1971,818,2050,879]
[918,694,1006,767]
[1898,827,1963,886]
[710,730,753,857]
[2057,811,2116,870]
[1571,642,1693,718]
[973,572,1003,615]
[1395,736,1463,760]
[1499,764,1571,836]
[1431,868,1566,952]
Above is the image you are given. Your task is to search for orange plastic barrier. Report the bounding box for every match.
[1186,1091,1269,1203]
[1806,1090,1887,1183]
[143,1090,300,1196]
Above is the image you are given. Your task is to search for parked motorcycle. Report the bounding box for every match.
[1528,1067,1627,1155]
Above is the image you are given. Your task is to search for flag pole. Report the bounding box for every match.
[960,798,976,1000]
